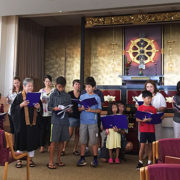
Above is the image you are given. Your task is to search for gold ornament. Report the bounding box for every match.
[126,38,159,64]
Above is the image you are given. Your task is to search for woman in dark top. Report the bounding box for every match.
[62,80,81,156]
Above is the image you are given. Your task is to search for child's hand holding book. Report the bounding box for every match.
[53,106,61,111]
[113,126,119,133]
[85,107,92,112]
[78,105,85,111]
[20,100,29,108]
[143,116,152,123]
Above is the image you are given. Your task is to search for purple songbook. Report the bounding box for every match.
[73,98,98,109]
[149,113,164,124]
[136,111,151,120]
[134,98,143,106]
[26,92,41,107]
[101,115,128,129]
[136,111,164,124]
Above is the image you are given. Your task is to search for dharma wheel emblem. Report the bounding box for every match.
[126,38,159,64]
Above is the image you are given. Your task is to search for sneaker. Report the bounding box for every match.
[115,158,120,164]
[108,158,113,164]
[136,162,143,170]
[77,158,87,166]
[90,159,98,167]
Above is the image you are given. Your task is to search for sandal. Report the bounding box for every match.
[55,162,65,167]
[47,163,56,169]
[61,151,65,156]
[16,160,22,168]
[29,160,36,167]
[73,150,80,156]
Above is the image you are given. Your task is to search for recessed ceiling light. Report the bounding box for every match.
[58,10,63,13]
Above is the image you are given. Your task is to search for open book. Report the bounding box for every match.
[56,104,73,117]
[72,98,98,109]
[101,114,128,129]
[136,111,164,124]
[26,92,41,107]
[134,97,144,106]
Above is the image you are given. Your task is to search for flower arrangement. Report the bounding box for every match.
[104,95,116,102]
[132,96,139,102]
[165,96,174,103]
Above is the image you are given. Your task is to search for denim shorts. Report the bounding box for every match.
[69,117,80,127]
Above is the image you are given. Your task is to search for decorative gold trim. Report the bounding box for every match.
[85,12,180,28]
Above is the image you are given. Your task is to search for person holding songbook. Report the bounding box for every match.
[81,77,104,155]
[47,76,71,169]
[117,101,130,161]
[62,79,81,156]
[136,90,157,170]
[173,81,180,138]
[135,80,166,140]
[77,77,101,167]
[11,78,42,168]
[39,75,54,153]
[106,103,121,164]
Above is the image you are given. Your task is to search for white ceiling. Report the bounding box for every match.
[0,0,180,16]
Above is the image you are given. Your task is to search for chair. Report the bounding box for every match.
[152,138,180,164]
[140,164,180,180]
[0,130,30,180]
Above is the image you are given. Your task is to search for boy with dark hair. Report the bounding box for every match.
[136,90,156,170]
[47,76,71,169]
[81,77,104,155]
[77,77,102,167]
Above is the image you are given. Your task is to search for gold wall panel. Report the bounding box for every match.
[45,26,123,91]
[164,24,180,86]
[45,24,180,88]
[86,28,123,86]
[45,26,81,91]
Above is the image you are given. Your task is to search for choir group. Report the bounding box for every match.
[1,75,180,171]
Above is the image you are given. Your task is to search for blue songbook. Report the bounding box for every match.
[72,98,98,109]
[134,98,144,106]
[101,115,128,129]
[149,113,164,124]
[26,92,41,107]
[174,103,180,111]
[136,111,164,124]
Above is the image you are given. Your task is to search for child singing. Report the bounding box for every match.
[106,103,121,164]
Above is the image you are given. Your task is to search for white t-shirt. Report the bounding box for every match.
[39,88,54,117]
[136,92,167,109]
[7,90,20,115]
